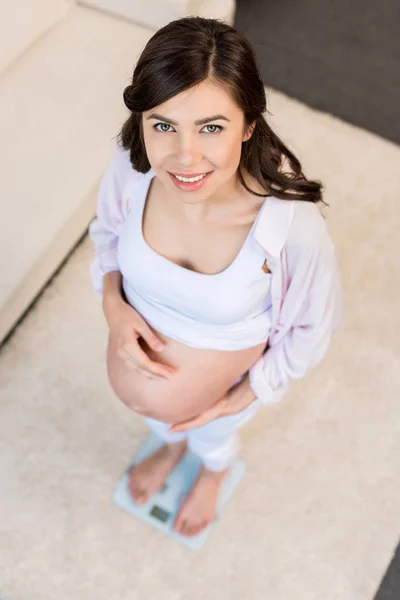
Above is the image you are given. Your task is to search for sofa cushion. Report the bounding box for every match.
[0,0,71,75]
[0,4,154,342]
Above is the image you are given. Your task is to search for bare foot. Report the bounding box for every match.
[173,465,229,537]
[128,441,187,505]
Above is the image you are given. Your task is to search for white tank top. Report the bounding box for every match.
[118,171,272,350]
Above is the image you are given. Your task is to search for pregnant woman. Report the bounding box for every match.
[89,16,342,538]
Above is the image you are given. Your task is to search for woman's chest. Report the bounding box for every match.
[118,210,272,326]
[145,214,256,275]
[142,187,266,276]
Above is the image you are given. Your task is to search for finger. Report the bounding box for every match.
[135,321,166,353]
[171,397,229,432]
[168,420,197,434]
[169,408,217,433]
[135,367,155,380]
[126,345,175,378]
[119,346,172,379]
[122,359,161,379]
[143,358,176,379]
[117,346,138,365]
[118,355,158,379]
[129,362,164,380]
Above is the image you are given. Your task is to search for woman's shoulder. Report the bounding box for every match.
[255,195,333,260]
[281,200,336,274]
[288,200,332,249]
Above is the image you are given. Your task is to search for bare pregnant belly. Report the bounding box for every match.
[107,325,268,424]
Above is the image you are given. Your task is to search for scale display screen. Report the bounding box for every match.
[150,505,171,523]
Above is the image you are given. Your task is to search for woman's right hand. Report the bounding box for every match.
[104,297,176,380]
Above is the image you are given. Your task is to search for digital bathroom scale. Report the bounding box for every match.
[112,432,247,550]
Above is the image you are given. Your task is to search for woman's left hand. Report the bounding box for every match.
[168,374,257,433]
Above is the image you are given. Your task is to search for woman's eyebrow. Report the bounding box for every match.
[147,113,231,126]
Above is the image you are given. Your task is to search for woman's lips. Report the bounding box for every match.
[170,171,211,177]
[168,171,213,191]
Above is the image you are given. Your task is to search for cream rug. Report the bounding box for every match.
[1,88,399,600]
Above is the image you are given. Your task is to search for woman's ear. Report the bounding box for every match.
[242,120,256,143]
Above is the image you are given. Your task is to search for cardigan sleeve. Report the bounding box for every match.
[88,141,132,295]
[248,202,343,405]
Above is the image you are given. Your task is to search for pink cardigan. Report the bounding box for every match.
[89,142,342,405]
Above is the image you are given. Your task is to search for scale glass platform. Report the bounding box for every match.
[112,432,247,550]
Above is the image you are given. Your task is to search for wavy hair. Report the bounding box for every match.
[118,16,324,204]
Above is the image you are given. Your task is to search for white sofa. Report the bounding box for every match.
[0,0,234,344]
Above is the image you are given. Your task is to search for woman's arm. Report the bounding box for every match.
[89,141,132,295]
[249,203,343,405]
[102,271,128,328]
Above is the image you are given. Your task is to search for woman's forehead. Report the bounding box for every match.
[148,80,237,115]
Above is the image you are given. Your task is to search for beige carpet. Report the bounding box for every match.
[1,88,400,600]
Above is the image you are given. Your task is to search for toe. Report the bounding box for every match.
[128,475,137,496]
[128,482,137,501]
[197,521,207,535]
[173,515,182,534]
[129,480,143,503]
[189,522,205,537]
[174,501,187,534]
[135,490,148,505]
[179,519,188,536]
[180,520,188,536]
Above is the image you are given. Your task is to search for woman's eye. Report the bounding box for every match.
[153,123,223,134]
[154,123,172,132]
[204,124,223,133]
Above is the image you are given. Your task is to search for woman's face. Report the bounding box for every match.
[142,79,255,205]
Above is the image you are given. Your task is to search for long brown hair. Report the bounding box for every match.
[119,16,324,204]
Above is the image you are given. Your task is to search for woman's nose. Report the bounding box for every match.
[176,134,202,164]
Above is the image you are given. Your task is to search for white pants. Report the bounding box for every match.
[144,394,262,472]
